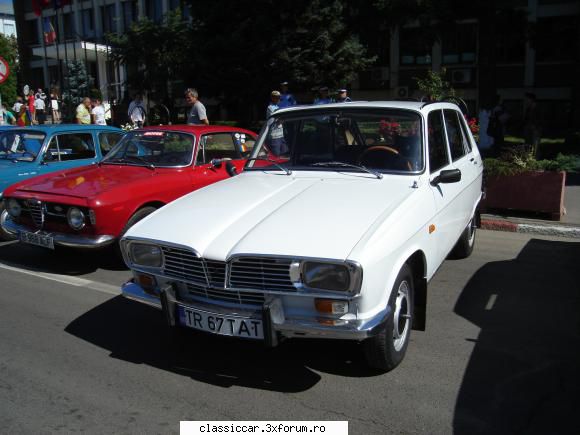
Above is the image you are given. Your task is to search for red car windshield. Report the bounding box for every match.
[103,131,195,167]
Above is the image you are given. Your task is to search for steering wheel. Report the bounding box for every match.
[358,146,412,171]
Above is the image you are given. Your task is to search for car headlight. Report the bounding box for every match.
[67,207,85,230]
[6,199,21,217]
[130,243,163,268]
[302,262,352,292]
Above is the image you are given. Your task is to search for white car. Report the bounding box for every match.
[121,101,483,372]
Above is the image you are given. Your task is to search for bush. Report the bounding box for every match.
[484,146,580,176]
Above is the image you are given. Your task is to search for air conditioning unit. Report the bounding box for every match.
[451,69,472,84]
[395,86,409,99]
[371,66,390,82]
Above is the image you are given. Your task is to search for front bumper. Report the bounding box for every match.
[1,217,116,249]
[121,281,389,342]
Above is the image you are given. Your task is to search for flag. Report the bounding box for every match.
[32,0,51,16]
[43,17,57,45]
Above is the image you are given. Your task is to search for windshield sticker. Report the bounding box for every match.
[234,133,240,138]
[143,131,164,136]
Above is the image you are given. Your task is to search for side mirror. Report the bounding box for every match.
[225,161,238,177]
[210,158,222,168]
[431,168,461,186]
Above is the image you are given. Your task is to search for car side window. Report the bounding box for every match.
[99,132,124,156]
[46,133,96,162]
[197,133,239,164]
[233,132,256,157]
[443,109,468,161]
[456,112,473,153]
[428,110,450,173]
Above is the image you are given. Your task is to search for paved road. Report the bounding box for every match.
[0,231,579,434]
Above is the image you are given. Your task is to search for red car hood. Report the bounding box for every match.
[15,164,158,199]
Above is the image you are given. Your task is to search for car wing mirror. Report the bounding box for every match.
[210,158,222,168]
[431,168,461,186]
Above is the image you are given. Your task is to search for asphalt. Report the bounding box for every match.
[481,182,580,238]
[0,230,579,434]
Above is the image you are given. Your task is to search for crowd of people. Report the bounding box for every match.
[266,82,352,118]
[0,89,61,127]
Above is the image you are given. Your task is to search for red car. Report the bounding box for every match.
[1,125,256,250]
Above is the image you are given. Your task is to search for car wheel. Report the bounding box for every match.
[363,264,414,372]
[450,216,476,259]
[0,203,17,241]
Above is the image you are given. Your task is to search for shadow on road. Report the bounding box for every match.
[453,238,580,434]
[65,296,379,393]
[0,242,127,274]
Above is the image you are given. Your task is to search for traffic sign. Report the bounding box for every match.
[0,57,10,85]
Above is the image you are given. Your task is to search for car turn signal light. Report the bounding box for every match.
[315,299,349,315]
[136,273,157,295]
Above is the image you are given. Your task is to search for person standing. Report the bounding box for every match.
[27,93,36,123]
[128,94,146,127]
[267,90,281,118]
[523,92,540,156]
[313,86,333,105]
[184,88,209,125]
[488,94,509,149]
[336,88,352,103]
[50,93,60,123]
[0,105,16,125]
[91,98,106,125]
[13,97,23,114]
[278,81,296,108]
[34,95,46,125]
[76,97,92,124]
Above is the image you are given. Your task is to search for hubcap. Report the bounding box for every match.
[393,280,411,352]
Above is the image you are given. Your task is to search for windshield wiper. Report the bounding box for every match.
[101,156,155,170]
[309,161,383,179]
[245,158,292,175]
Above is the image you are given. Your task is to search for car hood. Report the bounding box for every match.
[12,164,157,199]
[127,172,418,261]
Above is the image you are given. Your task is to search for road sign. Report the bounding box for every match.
[0,57,10,85]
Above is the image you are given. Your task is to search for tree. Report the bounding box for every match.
[0,34,18,108]
[61,61,93,120]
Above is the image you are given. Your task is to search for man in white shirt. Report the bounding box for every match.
[128,94,146,127]
[91,98,107,125]
[184,88,209,125]
[34,96,46,124]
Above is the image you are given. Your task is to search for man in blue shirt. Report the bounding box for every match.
[313,86,333,105]
[278,82,296,108]
[267,90,281,118]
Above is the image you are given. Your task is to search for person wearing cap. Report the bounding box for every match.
[267,90,281,118]
[337,88,352,103]
[313,86,333,105]
[279,81,296,108]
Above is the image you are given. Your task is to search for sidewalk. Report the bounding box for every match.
[481,182,580,238]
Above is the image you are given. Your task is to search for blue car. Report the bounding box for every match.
[0,124,124,237]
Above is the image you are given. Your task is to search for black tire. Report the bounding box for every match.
[450,216,476,259]
[115,206,158,258]
[0,203,17,241]
[363,264,414,372]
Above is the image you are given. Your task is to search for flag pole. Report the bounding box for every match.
[40,11,50,92]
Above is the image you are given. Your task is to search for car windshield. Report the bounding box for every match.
[0,130,45,162]
[246,109,423,174]
[102,130,195,167]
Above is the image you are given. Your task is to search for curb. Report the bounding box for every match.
[481,219,580,238]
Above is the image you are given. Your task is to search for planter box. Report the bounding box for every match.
[482,171,566,220]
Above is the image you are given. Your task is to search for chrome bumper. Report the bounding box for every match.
[1,217,115,249]
[121,281,389,342]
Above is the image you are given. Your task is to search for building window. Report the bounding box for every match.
[81,9,94,39]
[495,11,526,63]
[400,28,432,66]
[122,0,138,31]
[63,12,75,40]
[442,23,477,64]
[23,18,40,45]
[535,16,578,63]
[101,4,116,34]
[4,23,16,37]
[145,0,163,23]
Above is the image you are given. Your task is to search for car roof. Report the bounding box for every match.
[9,124,123,133]
[141,124,257,135]
[273,100,462,115]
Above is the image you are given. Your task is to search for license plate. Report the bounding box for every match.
[178,305,264,340]
[20,231,55,249]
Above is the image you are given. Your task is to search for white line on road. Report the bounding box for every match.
[485,293,498,311]
[0,262,121,296]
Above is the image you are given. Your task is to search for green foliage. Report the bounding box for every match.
[414,68,455,101]
[484,147,580,176]
[63,61,93,106]
[0,34,18,107]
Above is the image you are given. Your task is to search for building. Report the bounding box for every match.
[14,0,187,102]
[0,3,16,37]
